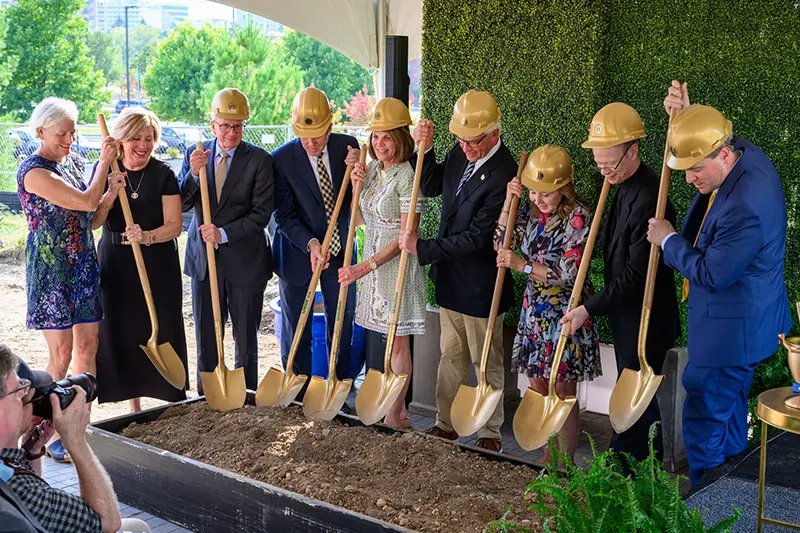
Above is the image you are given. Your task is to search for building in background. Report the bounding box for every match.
[233,8,284,39]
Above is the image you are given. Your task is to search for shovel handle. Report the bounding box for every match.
[327,145,368,378]
[284,152,356,374]
[195,142,226,366]
[636,110,675,370]
[476,151,529,382]
[549,178,612,397]
[383,140,426,374]
[98,114,160,342]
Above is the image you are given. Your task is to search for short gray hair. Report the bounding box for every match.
[705,131,736,161]
[29,97,79,139]
[0,344,19,395]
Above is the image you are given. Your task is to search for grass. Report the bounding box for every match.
[0,210,27,251]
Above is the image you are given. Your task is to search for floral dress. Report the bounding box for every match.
[17,154,102,329]
[496,204,600,381]
[356,159,428,336]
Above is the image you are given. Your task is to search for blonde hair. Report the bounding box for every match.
[111,107,162,160]
[29,97,79,139]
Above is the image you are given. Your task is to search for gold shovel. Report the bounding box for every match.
[256,152,357,408]
[608,112,675,432]
[97,114,186,390]
[514,178,611,451]
[303,145,367,421]
[194,141,246,412]
[355,141,426,426]
[450,151,529,436]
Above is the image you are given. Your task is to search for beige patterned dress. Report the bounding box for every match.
[356,159,428,336]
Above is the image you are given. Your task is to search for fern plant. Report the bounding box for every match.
[488,425,740,533]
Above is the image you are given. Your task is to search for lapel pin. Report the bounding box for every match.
[480,174,486,181]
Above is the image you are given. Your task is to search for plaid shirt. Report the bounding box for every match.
[0,448,102,533]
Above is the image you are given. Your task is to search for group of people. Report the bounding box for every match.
[8,78,791,495]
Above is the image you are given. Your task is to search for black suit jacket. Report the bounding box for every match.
[584,163,680,366]
[416,141,517,318]
[178,140,274,286]
[271,134,358,286]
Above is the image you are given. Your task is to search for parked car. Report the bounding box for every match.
[8,128,40,159]
[160,126,187,152]
[114,99,150,114]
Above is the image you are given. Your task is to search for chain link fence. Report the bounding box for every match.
[0,123,369,192]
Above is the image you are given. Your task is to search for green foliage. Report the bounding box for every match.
[420,0,800,389]
[0,12,17,104]
[200,24,304,126]
[87,30,124,84]
[0,0,107,121]
[488,428,740,532]
[143,23,224,123]
[110,24,163,76]
[283,30,374,108]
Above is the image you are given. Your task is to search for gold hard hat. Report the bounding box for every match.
[449,90,501,138]
[667,104,733,170]
[210,88,250,121]
[521,144,574,193]
[581,102,646,149]
[291,87,333,138]
[366,97,412,131]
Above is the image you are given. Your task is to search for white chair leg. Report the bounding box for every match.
[119,518,151,533]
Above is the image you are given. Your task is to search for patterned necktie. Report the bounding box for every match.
[681,190,717,302]
[215,150,229,201]
[316,157,341,256]
[456,161,476,196]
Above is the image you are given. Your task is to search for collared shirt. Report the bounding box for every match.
[467,137,502,178]
[192,141,240,244]
[0,448,102,533]
[306,148,333,191]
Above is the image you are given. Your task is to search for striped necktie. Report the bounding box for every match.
[316,157,341,256]
[681,190,717,302]
[456,161,476,196]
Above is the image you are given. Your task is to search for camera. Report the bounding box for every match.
[30,373,99,419]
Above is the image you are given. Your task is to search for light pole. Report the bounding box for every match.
[124,5,133,103]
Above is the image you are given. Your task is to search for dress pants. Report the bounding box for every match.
[278,255,357,401]
[192,273,267,394]
[682,360,759,486]
[435,307,505,439]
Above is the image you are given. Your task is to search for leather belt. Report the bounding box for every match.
[107,231,132,245]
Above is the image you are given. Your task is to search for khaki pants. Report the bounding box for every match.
[435,307,505,439]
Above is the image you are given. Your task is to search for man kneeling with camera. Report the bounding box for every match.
[0,344,121,533]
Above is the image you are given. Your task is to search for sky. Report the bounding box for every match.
[148,0,235,21]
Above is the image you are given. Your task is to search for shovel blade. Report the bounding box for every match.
[255,367,308,407]
[355,369,408,426]
[450,383,503,437]
[513,388,577,451]
[201,366,246,412]
[140,341,187,390]
[608,368,664,433]
[303,376,353,421]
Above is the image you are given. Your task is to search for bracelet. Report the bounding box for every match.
[144,231,156,246]
[25,446,46,461]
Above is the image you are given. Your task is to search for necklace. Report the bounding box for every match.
[126,164,147,199]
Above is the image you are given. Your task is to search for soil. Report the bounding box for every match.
[0,248,282,422]
[121,402,543,533]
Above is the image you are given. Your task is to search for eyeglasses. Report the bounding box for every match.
[213,122,245,134]
[456,132,489,146]
[594,143,632,173]
[0,378,31,401]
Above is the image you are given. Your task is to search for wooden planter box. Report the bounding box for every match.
[87,394,538,533]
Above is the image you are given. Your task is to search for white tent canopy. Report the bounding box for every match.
[214,0,422,84]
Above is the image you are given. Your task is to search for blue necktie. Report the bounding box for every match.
[456,161,476,196]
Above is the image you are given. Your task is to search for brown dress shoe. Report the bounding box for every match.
[476,438,503,453]
[424,426,459,441]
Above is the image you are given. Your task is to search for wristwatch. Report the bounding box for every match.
[368,257,378,270]
[523,262,533,275]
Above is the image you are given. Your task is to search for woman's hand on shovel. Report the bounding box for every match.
[351,162,367,184]
[338,262,369,287]
[344,145,361,166]
[561,305,590,336]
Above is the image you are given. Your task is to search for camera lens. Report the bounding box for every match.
[31,373,99,419]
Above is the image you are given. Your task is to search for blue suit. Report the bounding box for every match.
[271,134,360,390]
[662,138,791,485]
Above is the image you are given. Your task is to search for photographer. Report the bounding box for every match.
[0,344,121,533]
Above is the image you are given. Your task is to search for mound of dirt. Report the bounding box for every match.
[121,402,542,532]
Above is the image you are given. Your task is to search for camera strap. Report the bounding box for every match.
[1,457,43,482]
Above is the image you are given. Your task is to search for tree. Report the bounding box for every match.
[0,12,18,107]
[0,0,107,121]
[283,29,374,108]
[87,30,124,84]
[143,23,224,123]
[201,24,304,126]
[340,84,375,126]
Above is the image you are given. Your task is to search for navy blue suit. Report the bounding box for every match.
[662,138,791,485]
[178,140,274,393]
[271,134,359,387]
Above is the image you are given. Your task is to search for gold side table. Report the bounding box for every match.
[756,387,800,532]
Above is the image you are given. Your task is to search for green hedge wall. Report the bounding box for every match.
[420,0,799,398]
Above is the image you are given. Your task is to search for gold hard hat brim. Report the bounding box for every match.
[667,153,702,171]
[366,120,411,132]
[521,175,572,193]
[581,132,646,149]
[292,116,333,138]
[448,119,497,139]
